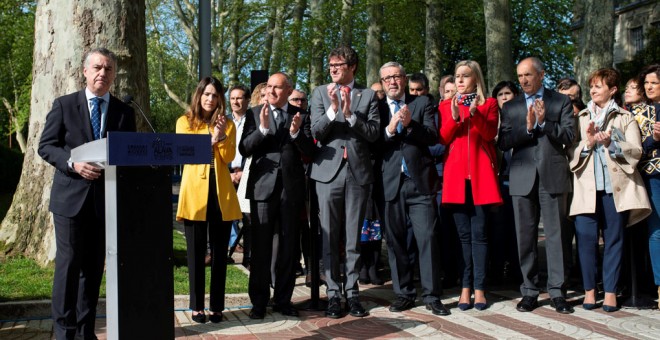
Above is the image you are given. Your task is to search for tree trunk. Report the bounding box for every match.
[269,4,286,75]
[286,0,306,85]
[574,0,614,102]
[262,6,276,72]
[365,1,383,86]
[483,0,513,94]
[228,0,243,85]
[0,0,148,264]
[309,0,325,90]
[340,0,353,46]
[425,0,443,99]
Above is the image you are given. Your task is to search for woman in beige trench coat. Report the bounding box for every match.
[569,68,651,312]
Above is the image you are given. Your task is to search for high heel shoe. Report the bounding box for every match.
[582,303,597,310]
[457,302,472,311]
[209,312,222,323]
[191,311,206,323]
[474,302,488,311]
[602,305,620,313]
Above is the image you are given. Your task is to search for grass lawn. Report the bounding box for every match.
[0,229,248,302]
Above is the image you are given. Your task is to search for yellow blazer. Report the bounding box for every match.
[175,115,242,222]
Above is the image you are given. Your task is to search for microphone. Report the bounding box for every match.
[122,95,156,133]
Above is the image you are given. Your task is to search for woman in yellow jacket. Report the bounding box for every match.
[176,76,242,323]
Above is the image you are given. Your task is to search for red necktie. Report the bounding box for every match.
[341,86,350,159]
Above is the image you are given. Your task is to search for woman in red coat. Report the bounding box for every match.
[439,60,502,311]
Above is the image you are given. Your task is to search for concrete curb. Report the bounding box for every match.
[0,294,252,320]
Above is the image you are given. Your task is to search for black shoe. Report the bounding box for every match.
[273,303,299,317]
[325,297,343,318]
[347,297,368,317]
[208,312,222,323]
[426,300,450,316]
[191,311,206,323]
[248,308,265,319]
[516,296,538,312]
[551,297,574,314]
[389,296,415,312]
[602,304,620,313]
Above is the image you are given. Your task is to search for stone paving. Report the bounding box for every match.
[2,270,660,339]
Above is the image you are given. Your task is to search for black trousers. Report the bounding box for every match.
[52,188,105,340]
[184,171,232,312]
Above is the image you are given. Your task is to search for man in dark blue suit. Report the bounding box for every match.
[239,72,315,319]
[38,48,136,340]
[373,62,448,316]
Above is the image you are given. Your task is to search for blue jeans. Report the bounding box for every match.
[574,191,626,293]
[452,181,488,290]
[644,175,660,285]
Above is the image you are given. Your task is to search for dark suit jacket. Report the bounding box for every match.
[309,84,380,185]
[374,95,440,202]
[38,90,136,217]
[239,104,315,206]
[497,88,576,196]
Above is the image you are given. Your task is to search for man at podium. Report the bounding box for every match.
[38,47,136,340]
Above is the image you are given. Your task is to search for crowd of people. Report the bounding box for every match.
[38,46,660,339]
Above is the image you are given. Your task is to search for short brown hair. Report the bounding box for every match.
[588,68,620,90]
[329,45,359,74]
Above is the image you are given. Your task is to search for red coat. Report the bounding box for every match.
[439,97,502,205]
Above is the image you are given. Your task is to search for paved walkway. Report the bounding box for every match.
[2,268,660,339]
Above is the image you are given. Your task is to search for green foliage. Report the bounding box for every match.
[0,0,35,150]
[511,0,575,86]
[617,27,660,85]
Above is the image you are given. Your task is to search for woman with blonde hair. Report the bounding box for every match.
[249,82,268,108]
[439,60,502,311]
[176,76,242,323]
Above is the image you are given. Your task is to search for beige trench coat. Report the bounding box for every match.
[569,107,651,226]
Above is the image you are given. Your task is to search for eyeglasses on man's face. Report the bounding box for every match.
[381,74,404,83]
[290,97,307,102]
[329,62,348,70]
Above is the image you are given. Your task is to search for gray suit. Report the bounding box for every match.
[309,83,380,299]
[497,88,576,298]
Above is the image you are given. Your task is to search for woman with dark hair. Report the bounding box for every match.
[636,64,660,307]
[569,68,650,312]
[489,81,522,284]
[439,60,502,311]
[176,77,242,323]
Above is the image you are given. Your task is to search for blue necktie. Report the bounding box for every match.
[91,97,103,140]
[393,100,409,176]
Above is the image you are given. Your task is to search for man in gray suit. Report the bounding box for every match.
[309,45,380,318]
[373,62,448,316]
[498,57,576,314]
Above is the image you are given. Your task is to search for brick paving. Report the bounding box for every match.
[1,193,659,338]
[2,273,659,339]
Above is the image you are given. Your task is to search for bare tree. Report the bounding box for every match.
[366,0,383,86]
[425,0,443,98]
[483,0,513,93]
[0,0,148,263]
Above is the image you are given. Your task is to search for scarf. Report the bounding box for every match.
[457,93,477,106]
[588,99,619,131]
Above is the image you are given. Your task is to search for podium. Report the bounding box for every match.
[71,132,209,340]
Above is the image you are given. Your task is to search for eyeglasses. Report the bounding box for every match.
[381,74,404,83]
[329,62,348,69]
[289,97,307,102]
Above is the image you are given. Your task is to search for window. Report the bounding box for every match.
[631,26,644,53]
